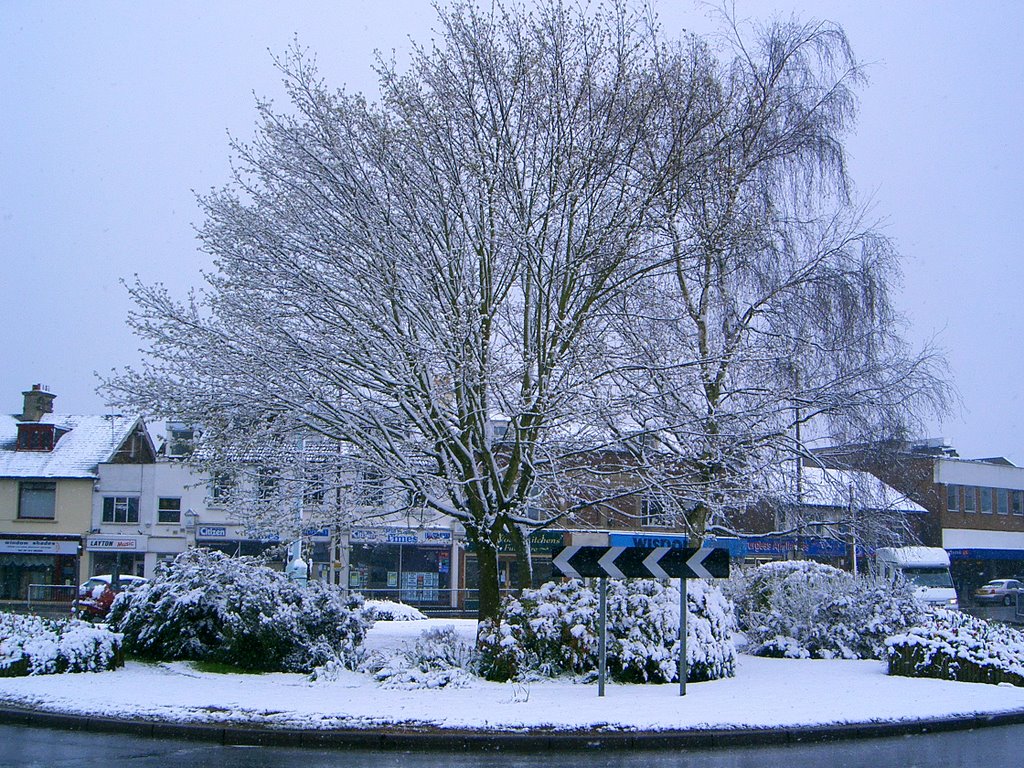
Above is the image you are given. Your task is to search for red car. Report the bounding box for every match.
[76,574,148,619]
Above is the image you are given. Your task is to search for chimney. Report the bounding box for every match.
[20,384,56,422]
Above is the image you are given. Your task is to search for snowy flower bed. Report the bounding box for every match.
[0,612,122,677]
[727,560,924,660]
[887,609,1024,686]
[364,600,427,621]
[478,578,736,683]
[109,549,371,672]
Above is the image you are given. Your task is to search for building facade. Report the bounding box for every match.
[0,385,154,599]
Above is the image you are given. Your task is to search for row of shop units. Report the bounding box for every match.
[6,524,1024,609]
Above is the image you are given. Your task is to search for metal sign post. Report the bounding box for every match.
[679,578,687,696]
[598,576,607,697]
[551,545,730,698]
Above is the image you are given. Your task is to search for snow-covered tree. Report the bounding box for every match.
[106,2,703,628]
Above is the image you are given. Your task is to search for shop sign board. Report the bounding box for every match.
[86,536,142,552]
[0,538,79,555]
[350,528,453,547]
[609,533,747,558]
[465,529,566,554]
[197,526,228,538]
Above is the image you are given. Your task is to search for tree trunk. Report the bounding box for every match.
[474,537,502,629]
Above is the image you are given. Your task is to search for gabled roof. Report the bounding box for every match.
[0,414,147,479]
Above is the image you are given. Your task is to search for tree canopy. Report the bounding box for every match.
[106,1,949,626]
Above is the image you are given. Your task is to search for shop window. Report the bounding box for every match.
[158,497,181,524]
[18,481,56,519]
[964,487,976,513]
[998,489,1009,515]
[981,487,993,514]
[102,496,139,524]
[946,485,959,512]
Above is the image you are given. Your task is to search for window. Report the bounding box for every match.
[256,468,278,501]
[981,487,993,514]
[964,487,976,513]
[359,469,384,506]
[210,472,234,503]
[157,497,181,524]
[16,424,55,451]
[102,496,139,524]
[305,472,325,506]
[998,488,1009,515]
[18,481,56,519]
[946,485,959,512]
[1014,491,1023,516]
[641,496,673,527]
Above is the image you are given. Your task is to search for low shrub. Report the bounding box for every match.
[108,549,370,672]
[364,600,427,621]
[478,578,736,683]
[363,626,475,689]
[887,609,1024,686]
[0,613,122,676]
[728,560,924,660]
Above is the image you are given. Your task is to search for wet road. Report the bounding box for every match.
[2,722,1022,768]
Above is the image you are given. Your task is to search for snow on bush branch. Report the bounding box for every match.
[888,609,1024,686]
[109,549,371,672]
[478,579,736,683]
[726,560,925,660]
[0,613,122,677]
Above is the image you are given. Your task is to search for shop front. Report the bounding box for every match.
[86,534,146,578]
[195,525,283,564]
[348,527,454,608]
[0,534,80,600]
[460,529,566,610]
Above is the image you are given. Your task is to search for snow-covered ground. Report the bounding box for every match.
[2,618,1024,733]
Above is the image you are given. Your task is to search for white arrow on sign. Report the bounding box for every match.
[686,547,714,579]
[552,545,582,578]
[597,546,627,578]
[642,547,671,579]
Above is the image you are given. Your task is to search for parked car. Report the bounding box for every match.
[76,574,148,619]
[973,578,1021,606]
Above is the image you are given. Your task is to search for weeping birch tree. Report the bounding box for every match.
[605,15,950,540]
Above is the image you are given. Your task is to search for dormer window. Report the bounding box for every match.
[16,423,59,451]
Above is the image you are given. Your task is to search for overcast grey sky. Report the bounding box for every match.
[2,1,1023,461]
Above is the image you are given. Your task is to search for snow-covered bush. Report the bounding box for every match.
[0,613,122,676]
[108,549,370,672]
[364,600,427,621]
[364,626,475,689]
[887,609,1024,686]
[728,560,925,660]
[478,578,736,683]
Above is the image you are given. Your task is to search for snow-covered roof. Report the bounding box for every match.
[0,413,145,479]
[798,467,926,513]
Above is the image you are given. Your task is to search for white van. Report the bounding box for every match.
[875,546,959,609]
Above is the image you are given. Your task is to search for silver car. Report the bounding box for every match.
[973,578,1021,606]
